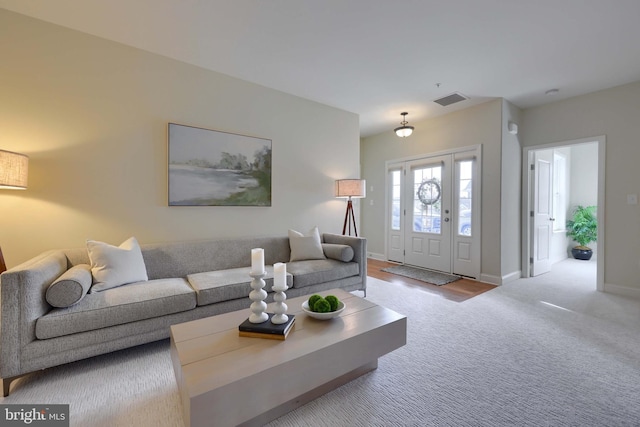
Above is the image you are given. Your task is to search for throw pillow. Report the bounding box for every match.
[288,227,326,262]
[322,243,355,262]
[87,237,148,292]
[46,264,92,308]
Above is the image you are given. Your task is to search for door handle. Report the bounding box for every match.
[549,217,555,221]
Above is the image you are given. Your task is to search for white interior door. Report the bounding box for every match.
[531,149,553,276]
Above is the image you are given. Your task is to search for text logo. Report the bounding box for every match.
[0,405,69,427]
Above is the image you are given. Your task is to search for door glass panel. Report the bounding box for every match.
[413,165,442,233]
[458,160,472,236]
[391,170,401,230]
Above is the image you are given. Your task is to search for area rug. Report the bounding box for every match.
[381,265,461,285]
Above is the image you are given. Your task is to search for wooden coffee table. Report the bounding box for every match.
[170,288,406,427]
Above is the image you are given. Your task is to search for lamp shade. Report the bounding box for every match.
[0,150,29,190]
[335,179,366,198]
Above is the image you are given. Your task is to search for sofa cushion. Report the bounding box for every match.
[87,237,148,292]
[287,259,359,289]
[322,243,354,262]
[187,266,293,307]
[46,264,92,308]
[35,278,196,339]
[288,227,326,261]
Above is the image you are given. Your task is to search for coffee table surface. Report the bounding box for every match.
[170,288,406,427]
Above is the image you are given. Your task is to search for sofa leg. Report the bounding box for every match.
[3,375,20,397]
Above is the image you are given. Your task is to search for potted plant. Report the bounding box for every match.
[566,205,597,260]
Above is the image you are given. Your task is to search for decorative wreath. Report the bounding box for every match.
[417,178,441,206]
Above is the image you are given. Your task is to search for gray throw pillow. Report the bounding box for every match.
[322,243,354,262]
[46,264,92,307]
[288,227,326,262]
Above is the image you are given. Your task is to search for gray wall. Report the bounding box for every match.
[523,80,640,293]
[501,100,523,281]
[0,10,360,267]
[361,100,504,282]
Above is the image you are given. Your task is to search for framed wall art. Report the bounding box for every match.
[168,123,272,206]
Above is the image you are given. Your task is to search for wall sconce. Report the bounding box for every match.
[0,149,29,272]
[508,122,519,135]
[335,179,366,236]
[394,112,414,138]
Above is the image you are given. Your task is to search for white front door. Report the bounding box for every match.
[405,155,452,272]
[387,148,481,278]
[531,149,553,276]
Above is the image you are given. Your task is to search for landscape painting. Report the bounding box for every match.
[168,123,272,206]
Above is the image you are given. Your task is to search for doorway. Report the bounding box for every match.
[386,146,481,279]
[522,136,605,290]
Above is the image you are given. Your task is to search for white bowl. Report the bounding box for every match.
[302,300,345,320]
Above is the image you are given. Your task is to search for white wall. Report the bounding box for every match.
[361,99,503,282]
[522,81,640,293]
[567,142,599,255]
[0,10,360,267]
[570,142,599,208]
[501,100,522,282]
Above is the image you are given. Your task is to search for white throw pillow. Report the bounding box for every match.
[87,237,148,292]
[288,227,326,262]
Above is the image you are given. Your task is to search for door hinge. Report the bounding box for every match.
[530,257,534,264]
[530,164,535,171]
[530,210,534,217]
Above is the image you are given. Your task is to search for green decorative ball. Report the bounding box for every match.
[313,298,331,313]
[325,295,339,312]
[308,294,322,311]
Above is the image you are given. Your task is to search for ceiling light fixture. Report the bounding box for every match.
[394,112,414,138]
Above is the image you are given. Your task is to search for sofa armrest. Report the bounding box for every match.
[0,250,67,379]
[321,233,367,291]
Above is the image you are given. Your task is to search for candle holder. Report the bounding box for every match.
[248,272,269,324]
[271,281,289,325]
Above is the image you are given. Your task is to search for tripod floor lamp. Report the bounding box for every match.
[335,179,366,237]
[0,149,29,273]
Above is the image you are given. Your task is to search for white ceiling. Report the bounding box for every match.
[3,0,640,137]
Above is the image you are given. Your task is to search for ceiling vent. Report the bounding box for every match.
[433,92,468,107]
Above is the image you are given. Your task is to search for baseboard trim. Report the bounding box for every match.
[502,270,521,284]
[603,283,640,299]
[367,252,386,261]
[480,274,501,286]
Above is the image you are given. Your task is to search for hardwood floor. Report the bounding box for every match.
[367,258,497,303]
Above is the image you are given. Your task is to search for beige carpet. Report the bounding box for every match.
[3,258,640,426]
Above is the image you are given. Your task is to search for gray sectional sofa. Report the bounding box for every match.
[0,233,366,396]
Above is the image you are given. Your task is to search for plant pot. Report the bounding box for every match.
[571,247,593,261]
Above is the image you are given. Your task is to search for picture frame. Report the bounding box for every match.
[168,123,272,206]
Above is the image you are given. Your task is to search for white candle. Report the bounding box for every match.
[274,262,286,289]
[251,248,264,274]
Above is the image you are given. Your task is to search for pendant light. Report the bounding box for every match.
[394,112,414,137]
